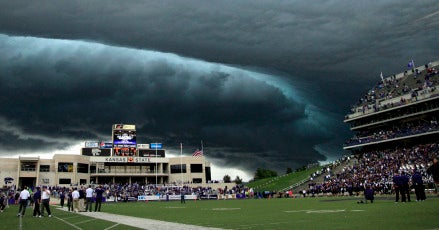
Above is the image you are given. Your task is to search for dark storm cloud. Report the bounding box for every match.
[0,1,438,174]
[0,35,333,172]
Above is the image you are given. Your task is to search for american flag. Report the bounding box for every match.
[192,149,203,157]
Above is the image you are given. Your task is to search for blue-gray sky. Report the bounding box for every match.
[0,0,438,178]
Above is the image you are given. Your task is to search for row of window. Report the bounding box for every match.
[20,163,89,173]
[23,163,203,174]
[170,164,203,174]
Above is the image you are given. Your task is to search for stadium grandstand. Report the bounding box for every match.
[301,60,439,197]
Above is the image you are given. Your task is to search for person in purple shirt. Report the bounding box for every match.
[32,187,41,217]
[364,184,374,203]
[94,185,104,212]
[400,172,411,202]
[412,170,426,201]
[393,172,405,202]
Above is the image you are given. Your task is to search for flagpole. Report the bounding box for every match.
[380,72,386,86]
[180,143,183,186]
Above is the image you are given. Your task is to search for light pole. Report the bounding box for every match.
[155,144,158,186]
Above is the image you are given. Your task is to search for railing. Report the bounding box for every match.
[21,167,36,172]
[345,88,438,121]
[91,170,169,175]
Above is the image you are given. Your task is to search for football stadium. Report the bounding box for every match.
[1,61,438,229]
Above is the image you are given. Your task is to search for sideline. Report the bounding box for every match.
[57,207,223,230]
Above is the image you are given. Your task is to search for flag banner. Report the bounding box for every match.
[192,149,203,157]
[407,60,414,68]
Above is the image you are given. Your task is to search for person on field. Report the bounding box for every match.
[0,192,6,212]
[59,188,65,208]
[79,186,85,211]
[85,185,94,212]
[17,187,30,217]
[72,187,80,213]
[393,172,405,202]
[401,172,411,202]
[180,189,185,204]
[364,184,374,203]
[40,186,51,217]
[32,187,41,217]
[412,170,426,201]
[67,188,73,212]
[94,185,104,212]
[427,155,439,193]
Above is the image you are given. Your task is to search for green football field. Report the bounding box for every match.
[2,196,439,229]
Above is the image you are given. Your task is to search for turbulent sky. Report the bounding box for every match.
[0,1,438,180]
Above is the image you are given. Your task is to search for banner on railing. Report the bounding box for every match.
[138,195,197,201]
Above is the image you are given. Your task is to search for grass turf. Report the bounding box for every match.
[103,196,439,230]
[2,196,438,229]
[0,205,141,230]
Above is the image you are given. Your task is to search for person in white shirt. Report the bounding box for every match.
[17,186,30,217]
[41,186,52,217]
[85,185,94,212]
[72,188,80,213]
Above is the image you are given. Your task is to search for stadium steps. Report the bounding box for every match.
[291,159,356,193]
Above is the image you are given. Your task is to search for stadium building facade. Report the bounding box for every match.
[0,124,211,188]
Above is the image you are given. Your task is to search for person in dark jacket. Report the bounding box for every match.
[427,155,439,194]
[401,172,411,202]
[94,185,104,212]
[32,187,41,217]
[59,188,65,208]
[364,184,374,203]
[393,172,404,202]
[412,170,426,201]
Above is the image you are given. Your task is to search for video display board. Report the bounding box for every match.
[113,147,137,156]
[113,130,137,145]
[112,124,137,156]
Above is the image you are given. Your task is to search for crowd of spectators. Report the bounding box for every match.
[348,62,438,117]
[305,143,438,197]
[344,120,439,147]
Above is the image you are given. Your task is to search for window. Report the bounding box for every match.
[40,165,50,172]
[190,164,203,173]
[59,178,71,184]
[79,179,87,185]
[58,162,73,172]
[192,178,202,183]
[170,164,186,174]
[77,163,89,173]
[21,163,36,171]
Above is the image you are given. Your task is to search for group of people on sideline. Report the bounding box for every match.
[15,185,52,217]
[63,185,105,213]
[0,184,106,217]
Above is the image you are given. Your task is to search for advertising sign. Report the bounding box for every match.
[150,143,162,149]
[138,149,165,157]
[113,124,136,130]
[89,157,151,163]
[82,148,111,156]
[85,141,99,148]
[137,144,150,149]
[100,141,113,149]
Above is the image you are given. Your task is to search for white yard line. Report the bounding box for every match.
[54,216,83,230]
[57,207,224,230]
[77,211,224,230]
